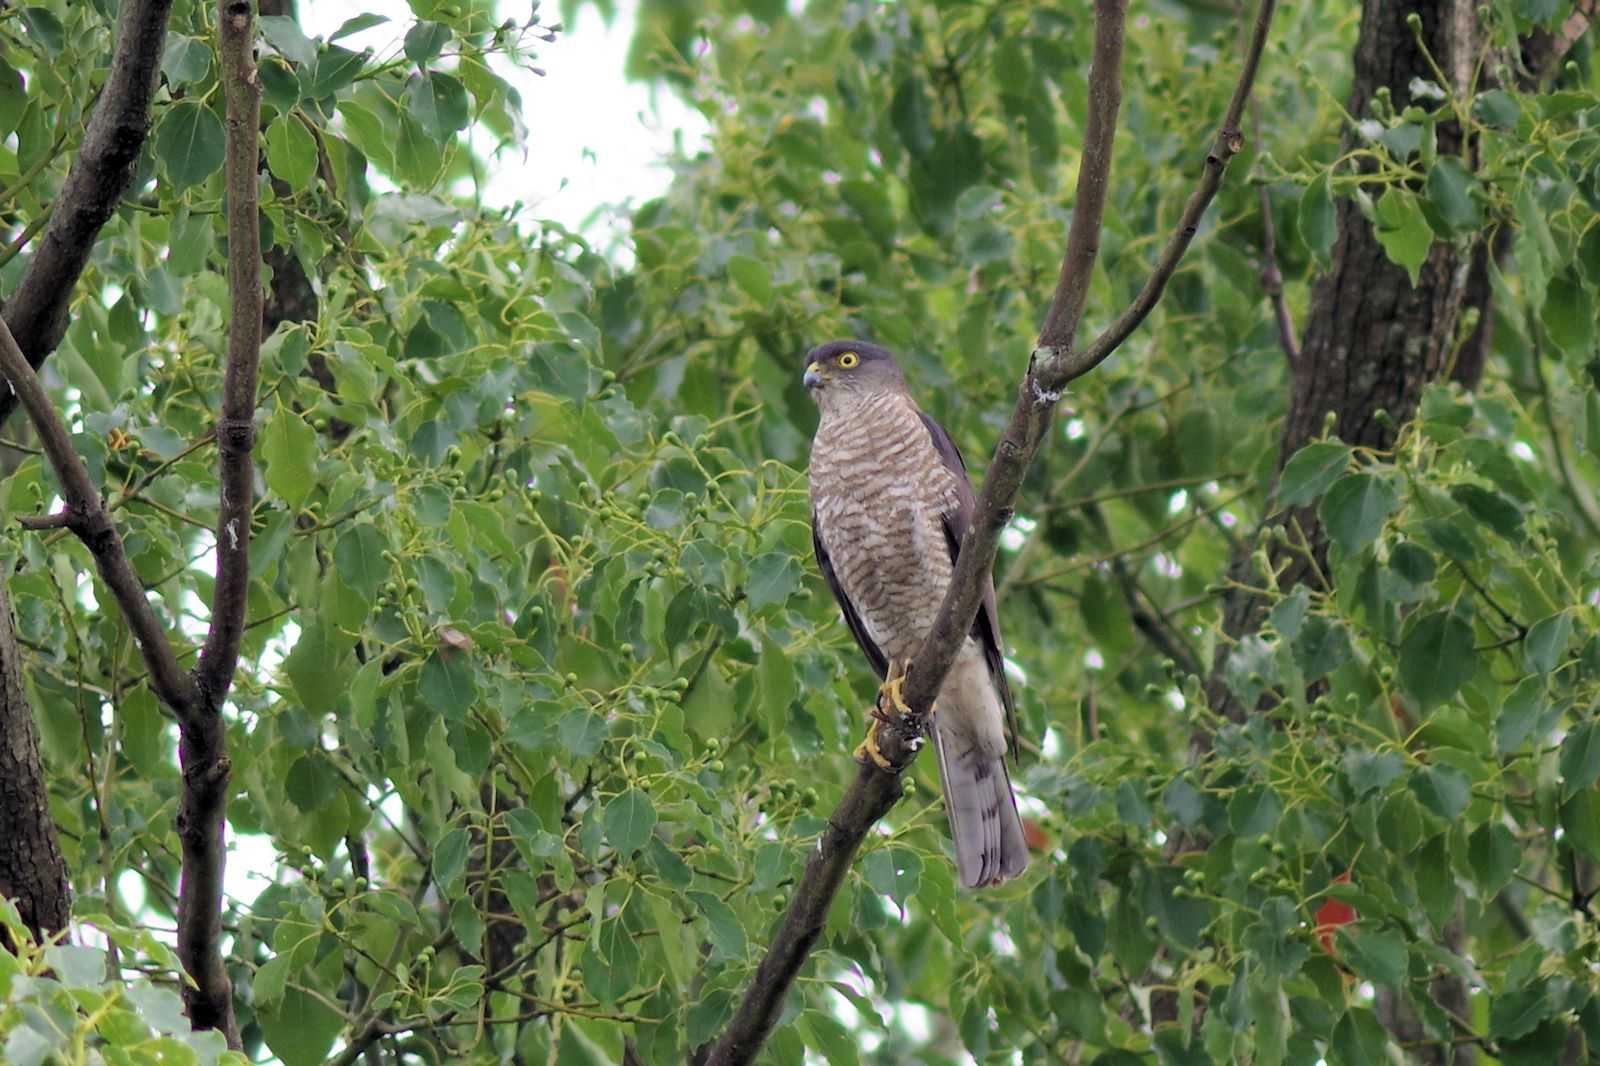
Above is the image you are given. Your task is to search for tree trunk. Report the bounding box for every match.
[0,579,71,947]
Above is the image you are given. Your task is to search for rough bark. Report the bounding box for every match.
[0,579,71,948]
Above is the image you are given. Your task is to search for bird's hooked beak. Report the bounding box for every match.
[803,363,826,391]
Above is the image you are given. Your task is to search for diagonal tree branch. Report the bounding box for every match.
[0,0,175,434]
[699,3,1276,1064]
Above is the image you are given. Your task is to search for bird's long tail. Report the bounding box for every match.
[931,652,1028,889]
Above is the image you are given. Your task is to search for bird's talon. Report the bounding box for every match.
[853,718,895,771]
[876,662,914,720]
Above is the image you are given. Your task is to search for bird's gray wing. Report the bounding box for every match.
[812,514,890,681]
[917,411,1018,756]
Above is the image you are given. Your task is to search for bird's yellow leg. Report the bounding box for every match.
[854,662,927,770]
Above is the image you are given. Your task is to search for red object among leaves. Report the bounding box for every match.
[1314,871,1357,954]
[1021,818,1051,852]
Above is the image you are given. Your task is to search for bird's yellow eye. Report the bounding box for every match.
[837,351,859,368]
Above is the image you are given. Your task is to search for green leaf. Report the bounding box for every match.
[20,7,63,54]
[1523,611,1571,675]
[1342,750,1403,796]
[333,524,389,600]
[603,790,657,856]
[840,180,896,244]
[1228,785,1282,836]
[758,637,796,726]
[258,986,344,1066]
[747,552,801,611]
[1330,1009,1388,1065]
[286,753,338,811]
[419,651,477,721]
[1319,473,1399,552]
[1409,764,1471,821]
[161,37,212,85]
[1491,979,1552,1042]
[1466,823,1518,897]
[1162,775,1208,828]
[687,890,746,962]
[890,74,933,157]
[1277,441,1351,507]
[155,102,225,188]
[404,21,452,65]
[1270,586,1309,640]
[1561,789,1600,861]
[393,111,443,187]
[308,45,367,98]
[331,13,389,40]
[1542,271,1594,358]
[1398,612,1475,708]
[253,953,290,1008]
[1449,483,1523,543]
[406,72,469,139]
[1373,188,1434,285]
[1497,677,1546,754]
[266,115,318,190]
[529,342,590,405]
[261,405,316,510]
[1292,615,1351,680]
[798,1013,860,1066]
[727,254,773,303]
[1338,928,1406,986]
[1559,720,1600,801]
[260,15,317,65]
[1425,157,1482,235]
[284,620,351,713]
[862,846,922,915]
[1116,778,1152,827]
[432,827,469,894]
[1299,172,1335,264]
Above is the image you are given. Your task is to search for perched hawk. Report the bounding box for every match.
[804,340,1028,888]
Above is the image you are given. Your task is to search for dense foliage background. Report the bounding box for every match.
[2,0,1600,1063]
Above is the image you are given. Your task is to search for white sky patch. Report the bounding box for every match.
[896,1003,934,1043]
[1000,514,1036,552]
[1041,726,1061,759]
[1003,657,1028,687]
[304,0,708,242]
[1064,417,1086,440]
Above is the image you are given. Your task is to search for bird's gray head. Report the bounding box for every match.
[802,340,906,410]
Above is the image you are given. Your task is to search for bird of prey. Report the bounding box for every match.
[804,339,1028,888]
